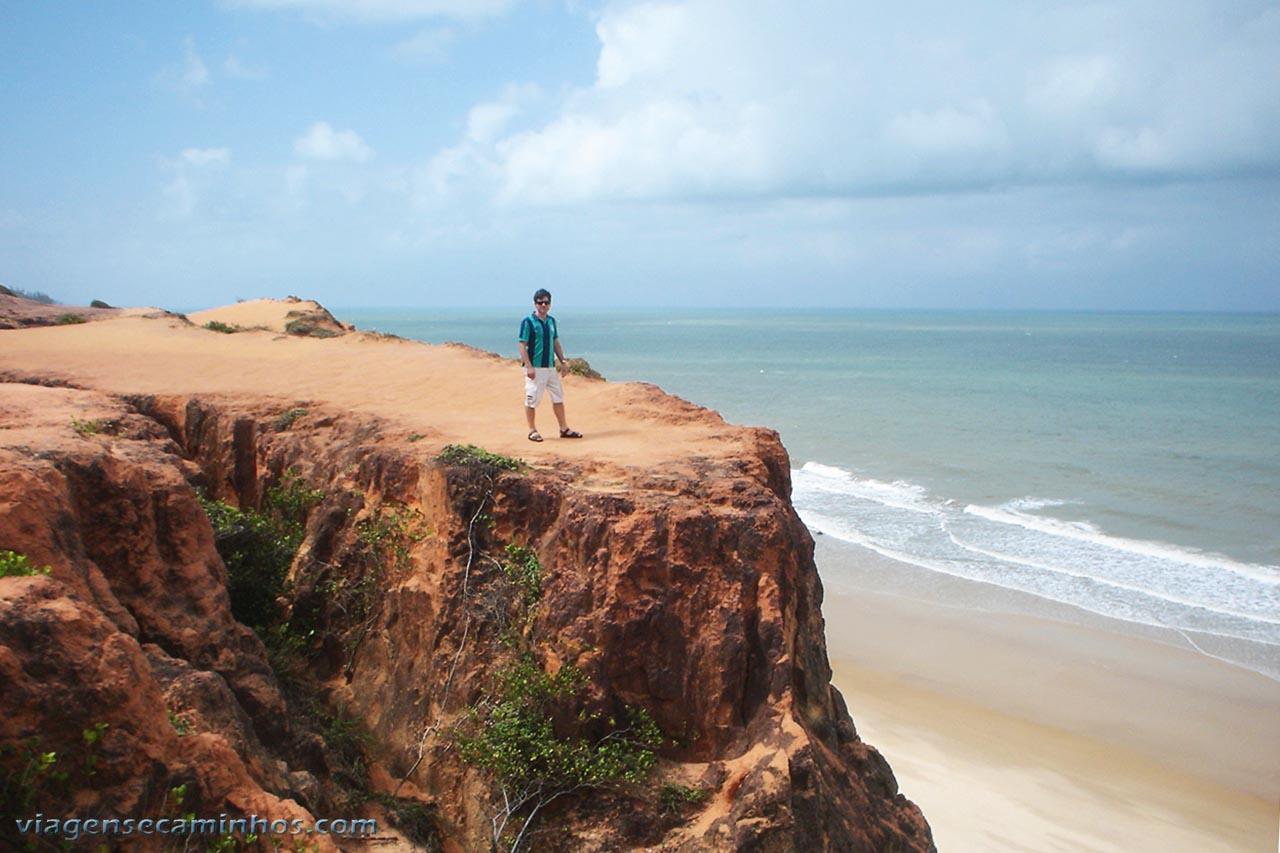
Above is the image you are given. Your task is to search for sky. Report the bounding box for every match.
[2,0,1278,311]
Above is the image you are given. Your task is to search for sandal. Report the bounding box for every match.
[528,430,543,442]
[560,428,583,439]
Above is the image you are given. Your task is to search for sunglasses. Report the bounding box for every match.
[535,299,550,305]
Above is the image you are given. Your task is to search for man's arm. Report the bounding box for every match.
[554,338,567,374]
[518,340,535,378]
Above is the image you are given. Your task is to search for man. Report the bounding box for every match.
[518,289,583,442]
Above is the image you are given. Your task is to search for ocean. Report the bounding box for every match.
[342,308,1280,680]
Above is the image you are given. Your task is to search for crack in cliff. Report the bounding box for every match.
[396,467,497,797]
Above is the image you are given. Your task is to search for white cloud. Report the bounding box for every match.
[223,0,513,22]
[392,27,455,63]
[222,54,269,79]
[180,40,211,90]
[161,148,231,219]
[494,97,772,203]
[884,101,1010,156]
[419,84,540,200]
[181,147,232,166]
[1026,56,1123,121]
[294,121,374,162]
[1094,127,1174,171]
[158,38,211,98]
[466,83,540,143]
[420,0,1280,206]
[596,2,688,88]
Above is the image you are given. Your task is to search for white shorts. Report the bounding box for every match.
[524,367,563,408]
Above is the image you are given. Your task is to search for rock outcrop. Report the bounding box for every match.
[187,296,351,337]
[0,324,932,851]
[0,385,338,852]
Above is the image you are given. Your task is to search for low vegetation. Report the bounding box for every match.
[272,407,308,431]
[562,357,604,380]
[201,499,298,631]
[451,528,662,852]
[203,320,239,334]
[200,467,324,632]
[199,468,440,846]
[1,724,110,851]
[263,468,326,540]
[355,505,427,575]
[659,783,711,815]
[284,319,338,338]
[499,544,543,610]
[71,416,111,436]
[457,657,662,853]
[436,444,525,474]
[0,550,51,578]
[56,313,86,325]
[0,284,57,304]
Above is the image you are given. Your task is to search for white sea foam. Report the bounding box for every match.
[1004,495,1079,513]
[963,501,1280,584]
[792,461,1280,652]
[798,509,963,577]
[944,530,1280,629]
[795,462,942,515]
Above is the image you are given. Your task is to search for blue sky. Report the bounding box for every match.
[2,0,1278,310]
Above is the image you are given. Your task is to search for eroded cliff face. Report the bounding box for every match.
[0,380,933,852]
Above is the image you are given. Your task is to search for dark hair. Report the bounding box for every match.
[533,288,552,302]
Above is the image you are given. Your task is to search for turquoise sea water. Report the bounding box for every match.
[343,308,1280,679]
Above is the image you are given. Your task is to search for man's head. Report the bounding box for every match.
[533,289,551,316]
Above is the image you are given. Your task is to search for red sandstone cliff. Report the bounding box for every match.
[0,307,933,852]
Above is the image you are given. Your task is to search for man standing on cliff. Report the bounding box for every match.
[519,289,583,442]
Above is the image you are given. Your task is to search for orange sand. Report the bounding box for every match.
[0,306,748,481]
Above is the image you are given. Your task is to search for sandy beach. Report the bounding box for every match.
[818,536,1280,852]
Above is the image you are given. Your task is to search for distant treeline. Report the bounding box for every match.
[0,284,58,304]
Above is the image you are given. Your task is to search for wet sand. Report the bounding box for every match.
[819,537,1280,852]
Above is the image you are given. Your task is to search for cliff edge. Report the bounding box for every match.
[0,301,933,852]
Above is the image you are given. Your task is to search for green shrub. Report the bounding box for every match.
[263,467,326,540]
[272,408,308,431]
[321,711,374,798]
[500,545,543,609]
[89,299,114,309]
[356,505,427,572]
[0,551,51,578]
[201,498,297,631]
[562,357,603,380]
[200,472,324,631]
[71,416,109,436]
[203,320,238,334]
[0,738,66,826]
[458,656,662,852]
[659,783,711,815]
[369,794,443,850]
[169,709,193,736]
[56,313,86,325]
[1,725,108,841]
[436,444,525,474]
[284,319,338,338]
